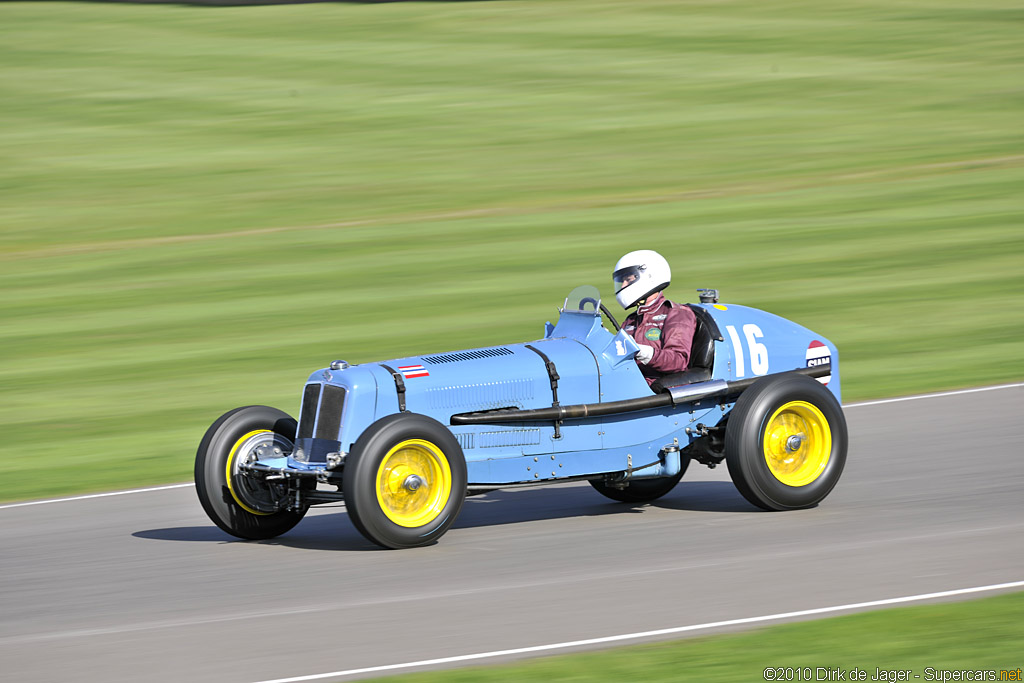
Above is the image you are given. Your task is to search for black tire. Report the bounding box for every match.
[195,405,307,540]
[343,413,467,549]
[725,373,847,511]
[589,456,690,503]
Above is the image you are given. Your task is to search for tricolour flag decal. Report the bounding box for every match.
[398,364,430,379]
[805,340,832,385]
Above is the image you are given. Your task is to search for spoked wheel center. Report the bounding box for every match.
[227,430,293,515]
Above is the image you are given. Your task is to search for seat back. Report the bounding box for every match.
[685,304,720,371]
[650,304,722,393]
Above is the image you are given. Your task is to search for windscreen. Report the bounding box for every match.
[562,285,602,313]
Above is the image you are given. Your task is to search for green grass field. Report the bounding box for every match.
[364,590,1024,683]
[1,0,1022,501]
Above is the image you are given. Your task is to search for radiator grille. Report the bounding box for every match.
[297,384,320,439]
[315,385,346,440]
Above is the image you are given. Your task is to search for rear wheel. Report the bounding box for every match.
[195,406,307,540]
[725,373,847,510]
[589,457,689,503]
[343,413,467,549]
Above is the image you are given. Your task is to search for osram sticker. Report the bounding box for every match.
[805,341,831,385]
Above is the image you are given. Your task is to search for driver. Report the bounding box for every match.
[613,250,696,386]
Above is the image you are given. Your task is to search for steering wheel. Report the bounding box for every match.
[574,296,621,332]
[599,302,621,332]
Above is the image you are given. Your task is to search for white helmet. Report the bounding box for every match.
[612,250,671,308]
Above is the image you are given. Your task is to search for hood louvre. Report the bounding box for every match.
[422,347,514,364]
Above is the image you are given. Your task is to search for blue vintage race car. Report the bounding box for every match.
[196,286,847,549]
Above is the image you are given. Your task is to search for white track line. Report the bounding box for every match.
[0,483,193,510]
[3,382,1021,511]
[843,382,1023,408]
[250,580,1024,683]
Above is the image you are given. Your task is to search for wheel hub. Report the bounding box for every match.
[763,401,832,487]
[375,439,453,528]
[227,430,293,515]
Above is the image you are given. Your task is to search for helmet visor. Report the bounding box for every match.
[613,265,644,294]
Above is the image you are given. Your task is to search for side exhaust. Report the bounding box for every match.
[450,365,831,425]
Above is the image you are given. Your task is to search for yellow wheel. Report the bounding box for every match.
[344,413,467,549]
[375,439,453,527]
[763,401,831,487]
[226,429,277,515]
[195,405,307,540]
[726,373,847,510]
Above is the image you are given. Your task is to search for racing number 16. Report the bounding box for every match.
[725,324,768,377]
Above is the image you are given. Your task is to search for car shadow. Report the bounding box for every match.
[654,480,762,514]
[135,481,757,550]
[133,511,381,551]
[454,480,758,529]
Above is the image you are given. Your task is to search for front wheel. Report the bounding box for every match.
[343,413,467,549]
[195,405,307,540]
[725,373,848,510]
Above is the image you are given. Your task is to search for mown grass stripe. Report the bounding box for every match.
[1,0,1021,501]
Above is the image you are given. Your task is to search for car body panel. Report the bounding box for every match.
[704,303,841,402]
[286,287,840,488]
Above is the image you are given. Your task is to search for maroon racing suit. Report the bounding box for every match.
[622,291,697,386]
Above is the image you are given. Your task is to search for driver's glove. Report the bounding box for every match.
[635,344,654,365]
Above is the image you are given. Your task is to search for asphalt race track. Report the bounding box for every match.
[2,385,1022,683]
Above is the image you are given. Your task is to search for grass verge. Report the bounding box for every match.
[1,0,1022,500]
[364,591,1024,682]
